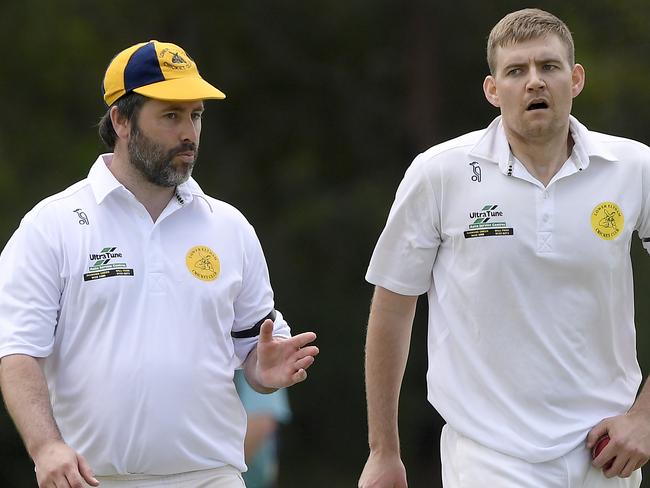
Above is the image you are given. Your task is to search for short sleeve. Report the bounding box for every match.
[0,216,63,359]
[231,223,291,364]
[366,155,441,295]
[638,151,650,252]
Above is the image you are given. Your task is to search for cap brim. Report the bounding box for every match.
[133,76,226,101]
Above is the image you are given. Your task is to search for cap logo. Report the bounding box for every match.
[159,47,191,71]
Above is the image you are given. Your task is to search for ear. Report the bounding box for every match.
[109,106,131,141]
[483,75,500,108]
[571,63,585,98]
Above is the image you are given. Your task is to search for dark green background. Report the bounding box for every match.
[1,1,649,486]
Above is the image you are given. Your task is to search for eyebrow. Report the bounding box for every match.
[160,103,205,112]
[502,57,564,70]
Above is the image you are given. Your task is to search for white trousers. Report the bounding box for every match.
[441,425,642,488]
[93,465,245,488]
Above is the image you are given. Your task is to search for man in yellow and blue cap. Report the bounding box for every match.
[0,40,319,488]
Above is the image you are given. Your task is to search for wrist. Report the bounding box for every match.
[628,404,650,420]
[368,439,401,457]
[30,437,65,461]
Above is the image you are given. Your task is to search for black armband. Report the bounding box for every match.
[231,309,277,338]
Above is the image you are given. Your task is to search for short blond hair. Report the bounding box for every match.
[487,8,575,75]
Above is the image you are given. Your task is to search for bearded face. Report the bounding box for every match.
[127,121,199,188]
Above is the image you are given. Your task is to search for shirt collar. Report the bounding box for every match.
[88,153,212,211]
[468,115,619,175]
[88,154,122,204]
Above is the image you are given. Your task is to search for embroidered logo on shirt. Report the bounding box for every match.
[464,204,514,238]
[591,202,624,240]
[83,247,134,281]
[469,161,481,182]
[73,208,89,225]
[186,246,220,282]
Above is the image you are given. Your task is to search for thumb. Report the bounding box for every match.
[586,420,609,449]
[77,453,100,486]
[258,319,274,344]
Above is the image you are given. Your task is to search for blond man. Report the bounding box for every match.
[360,9,649,488]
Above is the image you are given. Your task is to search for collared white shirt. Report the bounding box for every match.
[366,116,650,462]
[0,154,290,475]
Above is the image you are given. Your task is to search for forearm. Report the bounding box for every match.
[364,286,417,455]
[243,347,277,394]
[0,354,62,459]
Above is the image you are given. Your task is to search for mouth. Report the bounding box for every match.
[526,100,549,111]
[175,152,195,162]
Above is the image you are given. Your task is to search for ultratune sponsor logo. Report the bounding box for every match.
[88,247,125,270]
[89,248,123,262]
[84,246,134,281]
[465,204,513,238]
[468,205,505,229]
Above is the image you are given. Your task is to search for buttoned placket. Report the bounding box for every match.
[127,192,186,295]
[536,186,555,254]
[507,154,583,255]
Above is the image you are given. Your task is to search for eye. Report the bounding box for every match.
[191,112,203,121]
[506,67,522,76]
[164,112,177,120]
[542,64,558,71]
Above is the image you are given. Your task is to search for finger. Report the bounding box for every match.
[258,320,275,344]
[586,422,609,448]
[593,442,615,469]
[292,345,320,360]
[603,453,627,479]
[77,454,100,486]
[619,457,639,478]
[65,471,85,488]
[288,331,317,349]
[633,458,647,472]
[291,368,308,384]
[294,355,315,372]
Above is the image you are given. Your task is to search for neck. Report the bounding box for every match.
[506,125,573,187]
[109,149,174,222]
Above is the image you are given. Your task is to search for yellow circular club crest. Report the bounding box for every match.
[591,201,624,240]
[186,246,220,281]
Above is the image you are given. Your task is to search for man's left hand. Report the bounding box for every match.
[587,410,650,478]
[249,320,319,391]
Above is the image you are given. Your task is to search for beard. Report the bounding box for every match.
[127,123,198,187]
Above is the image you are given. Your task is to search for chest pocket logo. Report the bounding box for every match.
[186,246,220,281]
[591,202,624,240]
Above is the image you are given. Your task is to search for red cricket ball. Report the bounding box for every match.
[592,435,614,470]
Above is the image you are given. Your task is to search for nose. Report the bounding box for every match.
[526,67,545,91]
[180,116,199,144]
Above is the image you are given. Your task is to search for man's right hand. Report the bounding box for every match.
[358,452,407,488]
[33,440,99,488]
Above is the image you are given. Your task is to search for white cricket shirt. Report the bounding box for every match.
[0,154,291,475]
[366,116,650,462]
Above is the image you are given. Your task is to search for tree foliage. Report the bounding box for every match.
[1,1,649,485]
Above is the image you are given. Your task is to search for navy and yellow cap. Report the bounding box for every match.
[102,40,226,106]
